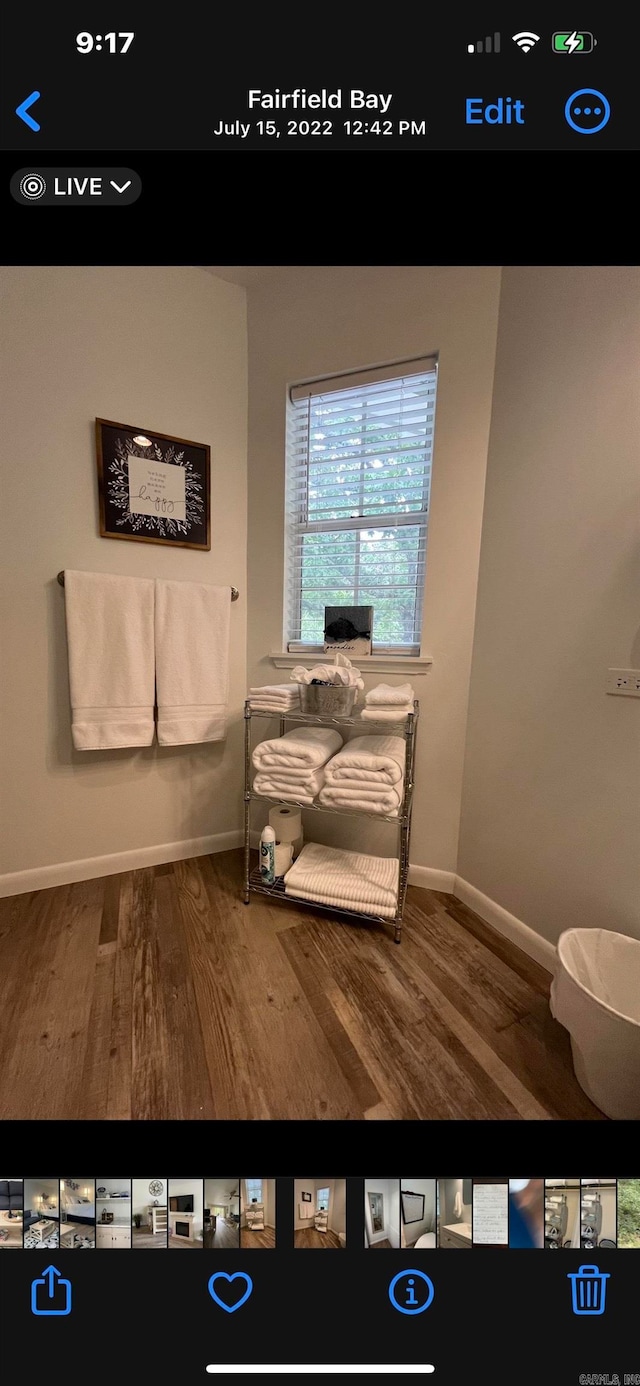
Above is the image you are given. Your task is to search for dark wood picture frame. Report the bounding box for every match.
[96,417,211,550]
[301,1191,312,1202]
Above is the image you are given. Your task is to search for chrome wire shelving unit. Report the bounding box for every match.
[243,699,419,943]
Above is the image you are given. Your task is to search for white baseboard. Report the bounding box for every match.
[408,864,456,893]
[453,875,557,971]
[0,829,243,898]
[0,833,557,974]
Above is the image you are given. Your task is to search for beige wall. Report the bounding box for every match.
[458,266,640,944]
[0,266,247,884]
[246,266,501,873]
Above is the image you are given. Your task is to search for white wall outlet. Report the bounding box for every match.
[606,668,640,697]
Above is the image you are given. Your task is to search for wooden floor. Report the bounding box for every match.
[294,1228,344,1248]
[132,1227,167,1248]
[206,1222,239,1250]
[0,848,605,1120]
[369,1239,392,1249]
[239,1227,276,1249]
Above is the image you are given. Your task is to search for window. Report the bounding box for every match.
[245,1179,262,1204]
[285,356,438,655]
[316,1187,330,1212]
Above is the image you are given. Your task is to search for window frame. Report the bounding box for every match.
[284,354,438,658]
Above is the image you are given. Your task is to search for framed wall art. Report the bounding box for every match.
[96,417,211,549]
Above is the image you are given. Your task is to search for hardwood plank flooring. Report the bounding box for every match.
[369,1238,392,1249]
[204,1222,239,1250]
[0,849,605,1121]
[132,1228,168,1249]
[239,1227,276,1249]
[294,1228,344,1248]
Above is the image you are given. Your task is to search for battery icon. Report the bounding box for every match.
[552,31,596,53]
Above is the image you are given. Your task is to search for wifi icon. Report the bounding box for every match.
[512,31,541,51]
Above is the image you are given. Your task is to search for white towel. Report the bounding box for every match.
[249,684,301,705]
[365,682,415,706]
[252,725,342,772]
[323,734,406,786]
[250,702,301,714]
[64,569,155,750]
[155,579,230,744]
[284,842,399,918]
[317,783,402,816]
[253,768,325,804]
[361,705,413,723]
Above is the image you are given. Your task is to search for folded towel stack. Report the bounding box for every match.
[283,841,399,919]
[248,684,301,713]
[361,682,415,723]
[252,725,343,805]
[317,734,406,815]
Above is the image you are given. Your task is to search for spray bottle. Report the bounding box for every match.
[260,824,276,885]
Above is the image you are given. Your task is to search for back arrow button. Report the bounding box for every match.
[16,91,41,131]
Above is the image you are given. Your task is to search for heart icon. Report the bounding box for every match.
[207,1271,253,1314]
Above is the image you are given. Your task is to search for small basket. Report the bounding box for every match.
[298,683,357,716]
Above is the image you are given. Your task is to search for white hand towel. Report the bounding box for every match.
[323,734,406,786]
[155,579,230,744]
[361,705,413,723]
[252,725,342,771]
[64,569,155,750]
[283,842,399,918]
[365,682,415,706]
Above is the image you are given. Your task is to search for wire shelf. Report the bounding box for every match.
[247,788,412,825]
[247,865,398,927]
[245,700,419,731]
[243,698,419,943]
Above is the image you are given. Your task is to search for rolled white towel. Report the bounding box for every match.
[252,725,343,771]
[323,734,406,786]
[317,783,402,816]
[365,682,415,706]
[253,768,325,804]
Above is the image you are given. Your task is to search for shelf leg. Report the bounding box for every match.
[394,921,402,944]
[243,701,251,904]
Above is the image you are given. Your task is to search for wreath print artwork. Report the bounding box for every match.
[96,418,211,550]
[108,436,203,539]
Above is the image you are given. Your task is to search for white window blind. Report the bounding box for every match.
[245,1179,262,1204]
[316,1187,330,1212]
[284,356,438,654]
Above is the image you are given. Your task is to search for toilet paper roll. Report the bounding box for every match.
[274,841,294,877]
[269,804,302,843]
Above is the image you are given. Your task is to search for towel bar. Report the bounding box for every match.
[57,571,239,600]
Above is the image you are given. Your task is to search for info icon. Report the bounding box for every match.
[388,1269,434,1315]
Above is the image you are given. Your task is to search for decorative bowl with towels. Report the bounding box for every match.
[299,683,357,715]
[292,652,363,717]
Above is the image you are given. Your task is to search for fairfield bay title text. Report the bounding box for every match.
[248,89,393,112]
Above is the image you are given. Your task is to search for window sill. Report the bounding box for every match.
[269,651,433,674]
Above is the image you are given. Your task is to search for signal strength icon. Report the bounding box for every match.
[512,31,541,52]
[467,31,501,53]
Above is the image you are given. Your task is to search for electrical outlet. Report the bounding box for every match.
[606,668,640,697]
